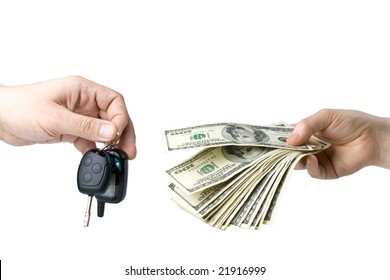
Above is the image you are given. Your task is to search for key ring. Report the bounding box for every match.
[98,132,121,152]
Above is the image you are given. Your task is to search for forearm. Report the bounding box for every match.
[374,116,390,169]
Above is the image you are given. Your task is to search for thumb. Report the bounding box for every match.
[287,109,332,146]
[57,110,117,143]
[287,124,312,146]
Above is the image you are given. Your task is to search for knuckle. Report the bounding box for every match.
[298,118,311,131]
[78,118,96,136]
[318,108,332,116]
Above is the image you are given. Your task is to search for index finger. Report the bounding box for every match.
[116,116,137,159]
[91,82,137,159]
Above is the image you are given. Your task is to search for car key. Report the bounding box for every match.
[95,149,128,218]
[77,148,112,226]
[77,133,128,227]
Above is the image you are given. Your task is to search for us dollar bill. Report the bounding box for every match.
[166,146,289,194]
[165,123,327,151]
[164,122,331,231]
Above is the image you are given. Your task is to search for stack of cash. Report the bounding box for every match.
[164,123,330,230]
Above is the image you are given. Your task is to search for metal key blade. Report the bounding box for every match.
[83,195,93,227]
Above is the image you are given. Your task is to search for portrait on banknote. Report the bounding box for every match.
[222,125,270,144]
[222,146,267,163]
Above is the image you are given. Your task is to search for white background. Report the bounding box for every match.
[1,1,389,279]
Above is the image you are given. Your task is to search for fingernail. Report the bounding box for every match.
[99,124,116,140]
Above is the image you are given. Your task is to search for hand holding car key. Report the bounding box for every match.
[77,134,128,227]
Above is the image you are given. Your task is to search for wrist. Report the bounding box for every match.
[374,116,390,169]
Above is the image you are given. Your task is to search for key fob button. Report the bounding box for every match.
[92,163,103,174]
[83,156,92,166]
[82,171,93,183]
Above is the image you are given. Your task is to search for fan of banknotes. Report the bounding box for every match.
[164,122,330,230]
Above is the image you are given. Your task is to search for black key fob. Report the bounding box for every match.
[77,150,112,196]
[95,149,128,217]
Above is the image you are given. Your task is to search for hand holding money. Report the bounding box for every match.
[164,122,330,230]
